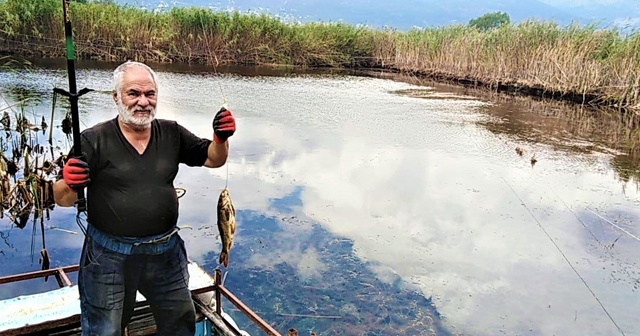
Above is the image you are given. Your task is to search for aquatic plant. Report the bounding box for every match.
[0,56,64,269]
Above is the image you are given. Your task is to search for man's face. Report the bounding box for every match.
[115,67,157,128]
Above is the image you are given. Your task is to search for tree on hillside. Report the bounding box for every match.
[72,0,115,3]
[468,12,510,31]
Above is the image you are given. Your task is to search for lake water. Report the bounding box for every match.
[0,60,638,336]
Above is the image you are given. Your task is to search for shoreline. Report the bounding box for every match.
[0,34,628,113]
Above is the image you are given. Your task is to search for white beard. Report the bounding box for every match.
[117,98,156,129]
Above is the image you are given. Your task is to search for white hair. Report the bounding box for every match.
[112,61,158,97]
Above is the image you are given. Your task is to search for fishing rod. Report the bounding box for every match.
[53,0,93,214]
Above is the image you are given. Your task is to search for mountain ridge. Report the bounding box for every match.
[117,0,638,31]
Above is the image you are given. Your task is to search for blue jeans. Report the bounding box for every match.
[78,226,196,336]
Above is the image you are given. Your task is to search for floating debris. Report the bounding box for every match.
[1,111,10,130]
[40,115,47,134]
[531,153,538,167]
[515,147,524,156]
[61,114,72,144]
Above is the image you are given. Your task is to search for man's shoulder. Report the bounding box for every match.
[155,118,190,134]
[155,118,179,128]
[82,117,117,137]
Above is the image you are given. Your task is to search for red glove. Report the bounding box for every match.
[63,157,90,191]
[212,107,236,143]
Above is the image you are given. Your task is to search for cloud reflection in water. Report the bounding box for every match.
[168,75,640,335]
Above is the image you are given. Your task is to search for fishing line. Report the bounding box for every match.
[225,162,229,189]
[0,98,31,113]
[586,208,640,243]
[199,12,230,190]
[199,13,227,108]
[222,268,229,285]
[501,177,626,336]
[75,209,88,236]
[544,183,611,247]
[48,91,57,157]
[532,173,639,260]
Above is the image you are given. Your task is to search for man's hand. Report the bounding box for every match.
[63,157,90,191]
[212,107,236,144]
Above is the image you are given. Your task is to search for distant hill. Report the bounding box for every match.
[115,0,634,31]
[539,0,640,31]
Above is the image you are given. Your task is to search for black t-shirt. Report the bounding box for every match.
[66,117,211,237]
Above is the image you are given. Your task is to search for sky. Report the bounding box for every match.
[538,0,621,6]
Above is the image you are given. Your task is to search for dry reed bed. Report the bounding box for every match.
[0,0,639,109]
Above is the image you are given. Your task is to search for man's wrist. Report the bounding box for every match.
[213,134,227,144]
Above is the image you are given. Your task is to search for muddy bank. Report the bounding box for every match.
[380,67,620,111]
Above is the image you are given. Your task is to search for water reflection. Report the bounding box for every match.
[380,74,640,190]
[0,64,639,336]
[213,117,639,335]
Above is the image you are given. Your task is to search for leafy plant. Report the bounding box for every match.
[469,12,511,31]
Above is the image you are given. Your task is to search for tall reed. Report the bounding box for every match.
[0,0,639,109]
[384,20,640,108]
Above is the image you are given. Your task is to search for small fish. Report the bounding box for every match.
[530,153,538,167]
[515,147,524,156]
[217,188,236,268]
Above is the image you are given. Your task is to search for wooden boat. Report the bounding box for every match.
[0,261,282,336]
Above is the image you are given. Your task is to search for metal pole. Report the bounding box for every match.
[215,268,222,315]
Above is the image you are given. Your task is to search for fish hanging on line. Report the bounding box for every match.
[217,188,236,268]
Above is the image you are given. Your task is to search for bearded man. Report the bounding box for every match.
[53,60,236,336]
